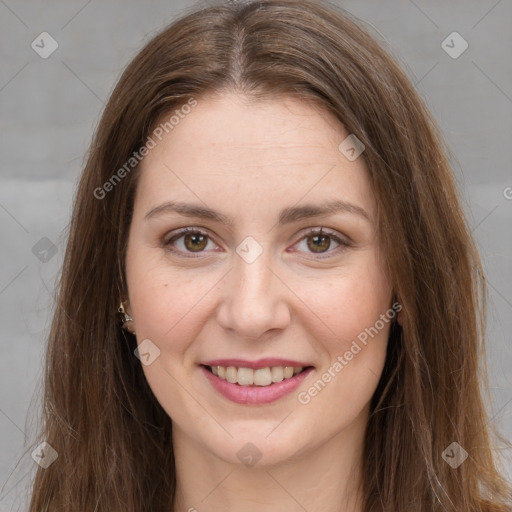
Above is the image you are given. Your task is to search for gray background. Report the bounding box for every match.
[0,0,511,509]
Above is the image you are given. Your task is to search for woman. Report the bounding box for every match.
[27,0,511,510]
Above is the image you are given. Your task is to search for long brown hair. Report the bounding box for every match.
[26,0,511,510]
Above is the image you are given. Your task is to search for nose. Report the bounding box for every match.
[215,249,291,339]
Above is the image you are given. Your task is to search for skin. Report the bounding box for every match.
[124,91,394,512]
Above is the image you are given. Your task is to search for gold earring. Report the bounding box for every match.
[118,301,135,334]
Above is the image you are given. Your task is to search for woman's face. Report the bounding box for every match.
[125,92,393,466]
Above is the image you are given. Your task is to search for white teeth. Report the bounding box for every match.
[271,366,284,383]
[237,367,254,386]
[226,366,237,383]
[253,368,272,386]
[209,365,305,386]
[283,366,294,379]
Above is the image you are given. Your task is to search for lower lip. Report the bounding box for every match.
[200,365,314,405]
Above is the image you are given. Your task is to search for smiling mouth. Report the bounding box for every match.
[202,364,314,387]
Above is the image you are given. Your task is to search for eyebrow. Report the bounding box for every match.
[144,199,371,226]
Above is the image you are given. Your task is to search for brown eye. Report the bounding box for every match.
[164,227,349,259]
[164,228,215,256]
[183,232,208,252]
[306,233,332,253]
[292,228,350,258]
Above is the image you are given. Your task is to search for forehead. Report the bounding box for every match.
[147,92,346,163]
[134,92,375,220]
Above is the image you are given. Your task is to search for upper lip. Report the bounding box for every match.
[201,358,313,369]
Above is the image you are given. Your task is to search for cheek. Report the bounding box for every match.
[125,247,220,364]
[302,254,391,351]
[126,261,208,416]
[295,264,392,428]
[129,275,203,346]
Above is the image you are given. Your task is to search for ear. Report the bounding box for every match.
[119,296,136,334]
[121,295,132,316]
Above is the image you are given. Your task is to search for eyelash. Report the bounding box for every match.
[162,226,351,259]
